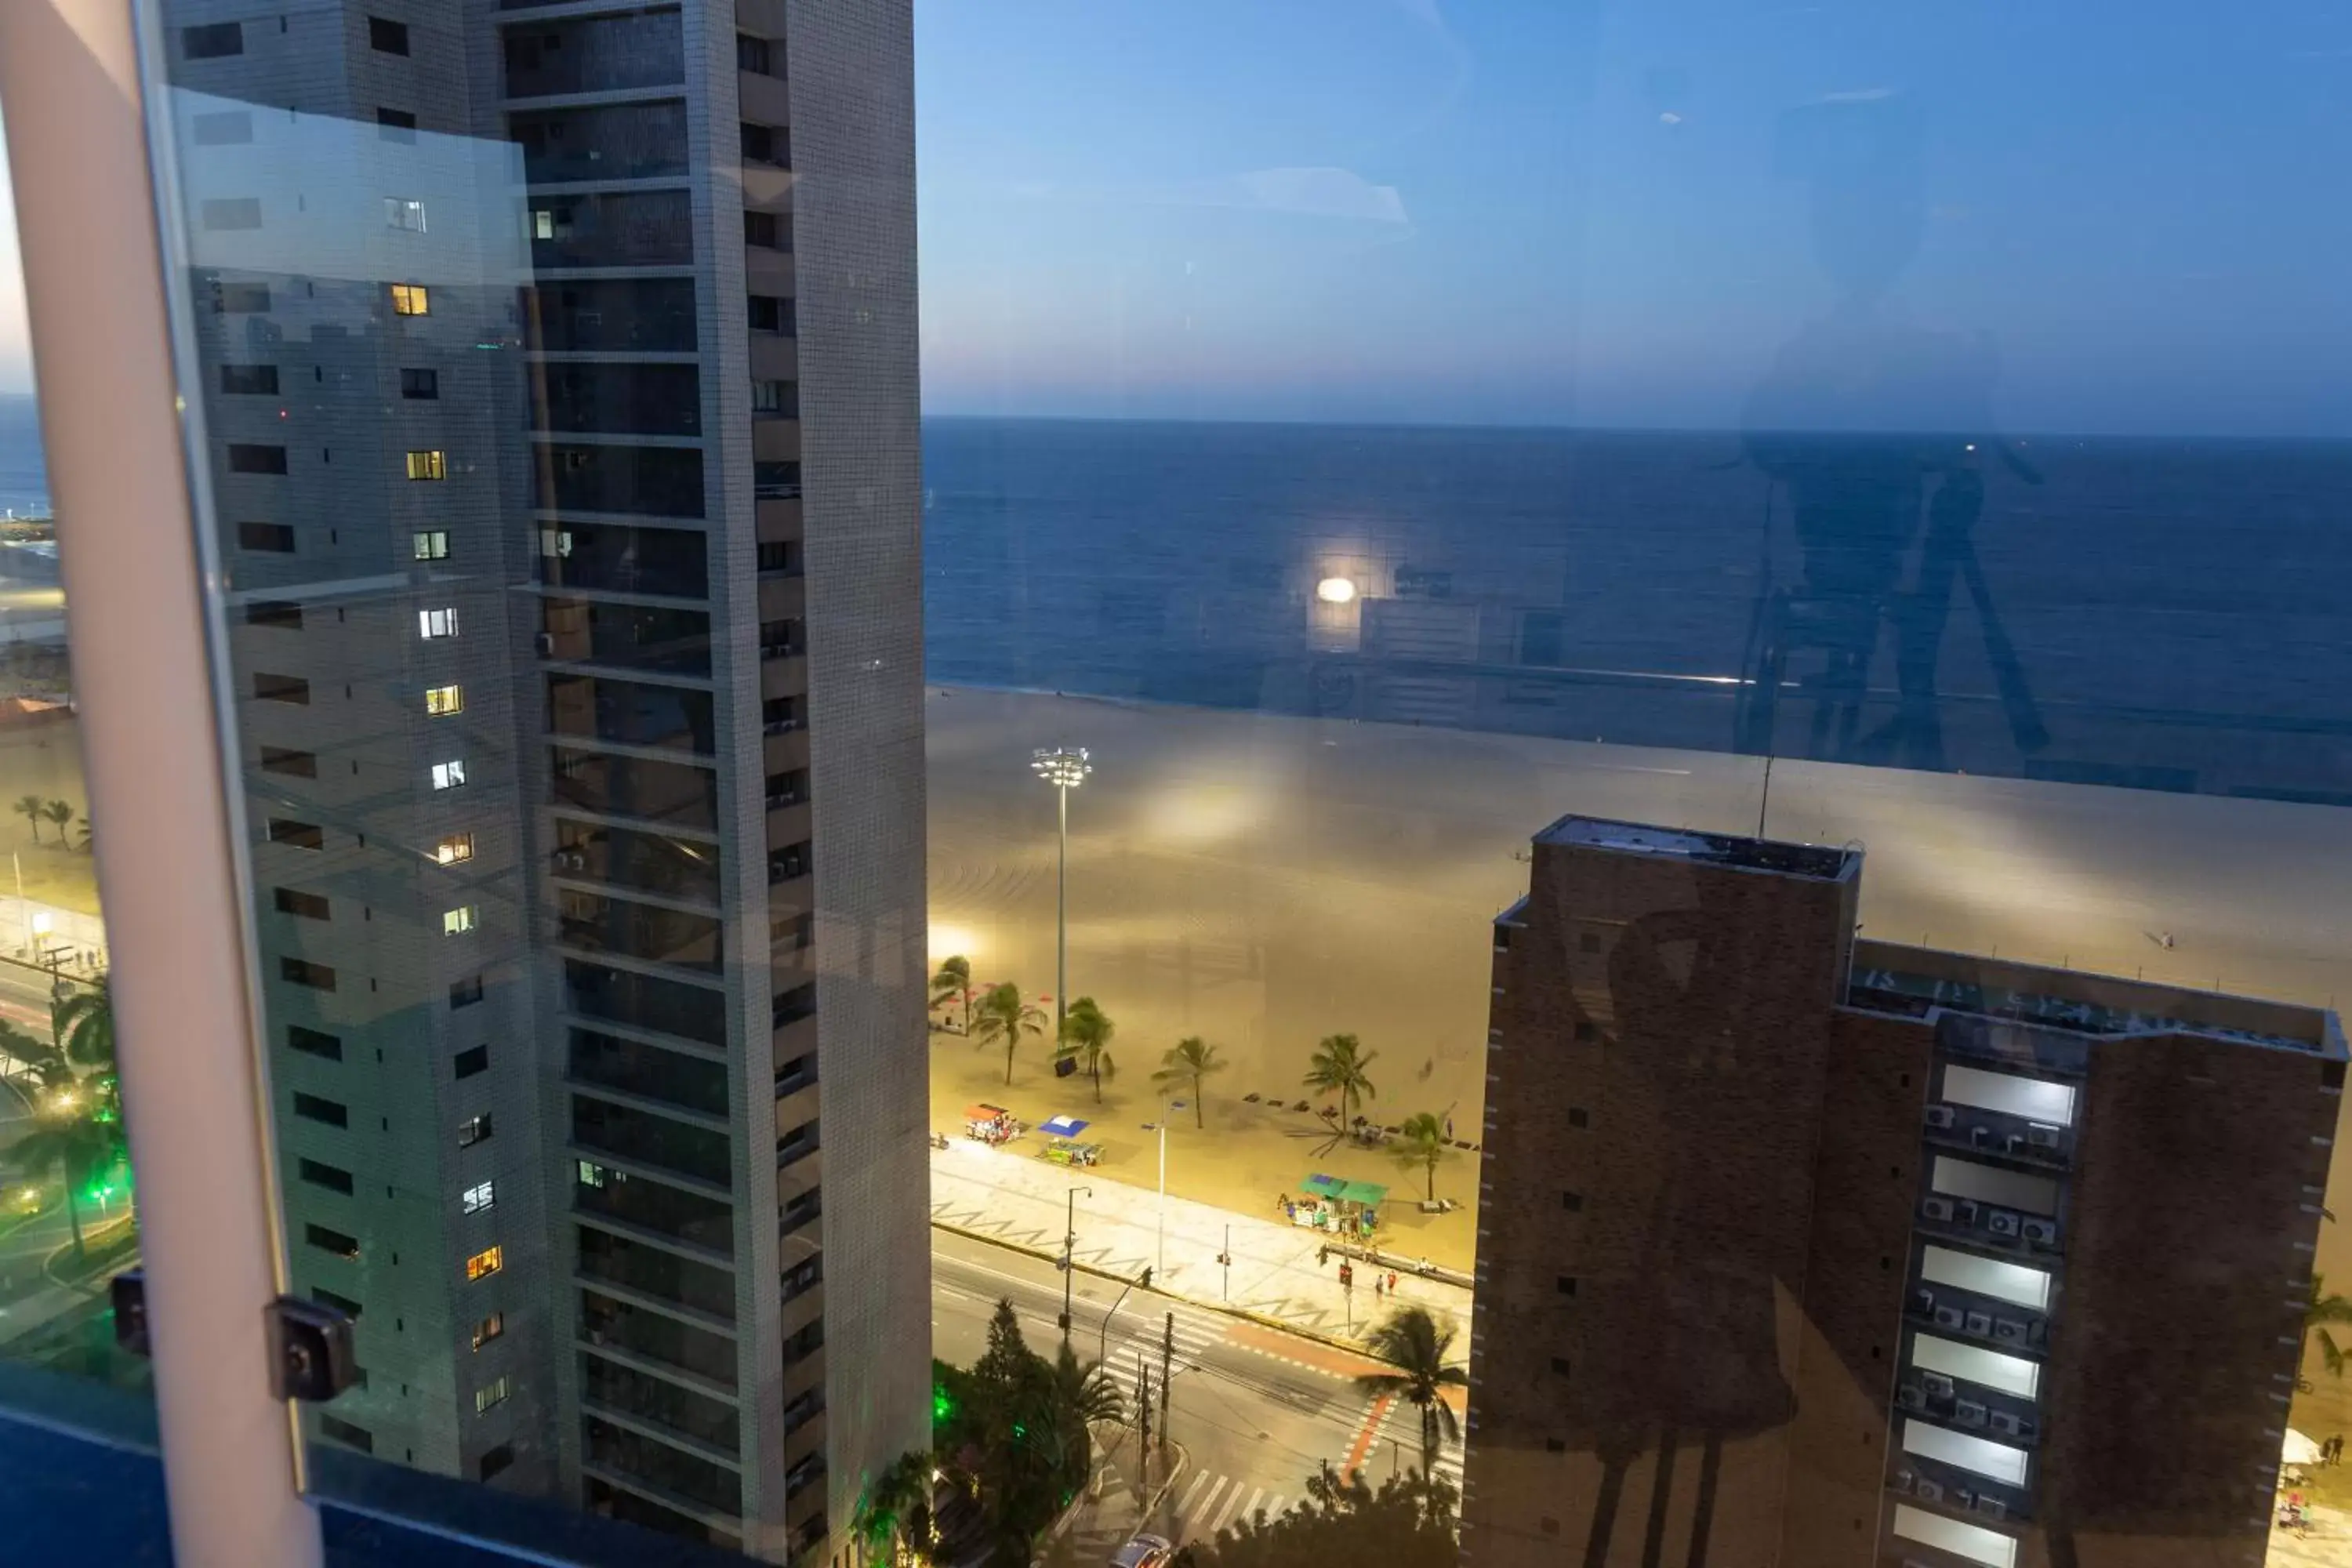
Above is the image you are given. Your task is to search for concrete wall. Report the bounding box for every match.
[785,0,935,1552]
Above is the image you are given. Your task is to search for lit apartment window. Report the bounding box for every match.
[444,905,478,935]
[457,1113,492,1148]
[389,283,430,316]
[462,1180,495,1214]
[576,1160,610,1189]
[538,528,572,558]
[383,198,427,233]
[425,684,463,715]
[474,1374,510,1414]
[412,529,448,560]
[431,760,466,790]
[532,210,555,241]
[418,606,459,638]
[464,1245,503,1282]
[472,1312,504,1350]
[405,449,447,481]
[434,833,474,866]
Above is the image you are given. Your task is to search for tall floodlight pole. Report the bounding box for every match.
[1031,746,1091,1036]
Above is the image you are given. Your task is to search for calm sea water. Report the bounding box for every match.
[0,396,47,519]
[5,398,2343,801]
[926,418,2352,804]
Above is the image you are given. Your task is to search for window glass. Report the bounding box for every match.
[54,0,2352,1563]
[0,147,140,1425]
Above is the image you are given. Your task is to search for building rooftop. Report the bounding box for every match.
[1535,815,1857,881]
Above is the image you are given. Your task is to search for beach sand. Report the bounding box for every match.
[924,683,2352,1285]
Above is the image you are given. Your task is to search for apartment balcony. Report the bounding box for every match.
[750,333,798,383]
[1922,1109,2074,1172]
[740,68,790,126]
[757,572,807,622]
[760,653,809,707]
[752,418,802,466]
[766,798,812,852]
[1892,1371,2040,1451]
[1904,1279,2051,1357]
[746,246,797,299]
[755,496,804,541]
[1915,1192,2064,1261]
[1888,1445,2034,1528]
[779,1276,825,1347]
[574,1321,738,1402]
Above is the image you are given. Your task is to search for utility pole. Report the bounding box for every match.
[1060,1185,1091,1337]
[1219,1223,1231,1302]
[1160,1312,1174,1454]
[1138,1359,1152,1455]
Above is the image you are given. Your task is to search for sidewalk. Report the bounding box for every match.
[930,1142,1475,1345]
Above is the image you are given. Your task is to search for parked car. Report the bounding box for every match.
[1110,1533,1174,1568]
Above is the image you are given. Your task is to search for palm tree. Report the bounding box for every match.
[0,1020,62,1084]
[2307,1274,2352,1384]
[930,954,973,1034]
[1391,1112,1451,1202]
[40,800,72,843]
[72,817,91,855]
[1305,1033,1378,1127]
[1056,996,1116,1104]
[12,793,42,843]
[53,976,112,1073]
[851,1449,935,1566]
[16,1109,117,1257]
[1356,1306,1469,1478]
[1152,1036,1226,1128]
[1049,1341,1125,1428]
[971,982,1046,1087]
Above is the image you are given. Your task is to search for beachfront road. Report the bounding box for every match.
[931,1229,1451,1551]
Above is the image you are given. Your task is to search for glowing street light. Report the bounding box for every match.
[1030,746,1091,1035]
[1316,576,1357,604]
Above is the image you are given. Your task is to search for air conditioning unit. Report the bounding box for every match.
[535,631,556,655]
[1896,1384,1926,1410]
[1969,1124,1991,1148]
[1922,1372,1955,1400]
[1952,1487,1976,1512]
[1893,1468,1915,1494]
[2021,1217,2059,1246]
[2027,1124,2061,1149]
[1955,1200,1980,1228]
[1974,1497,2007,1522]
[1992,1318,2026,1345]
[1933,1305,1965,1330]
[1965,1310,1992,1337]
[1987,1209,2021,1238]
[2001,1134,2025,1156]
[1925,1105,1955,1130]
[1955,1398,1987,1428]
[1922,1196,1955,1222]
[1913,1287,1936,1317]
[1914,1479,1944,1504]
[1989,1410,2023,1437]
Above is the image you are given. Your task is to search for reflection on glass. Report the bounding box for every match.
[140,0,927,1561]
[0,242,140,1412]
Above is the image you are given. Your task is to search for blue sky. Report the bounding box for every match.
[3,2,2350,433]
[917,0,2352,434]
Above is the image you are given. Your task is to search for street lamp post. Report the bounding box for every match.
[1142,1100,1184,1277]
[1029,746,1091,1036]
[1060,1184,1092,1337]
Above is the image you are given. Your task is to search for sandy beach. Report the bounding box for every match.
[925,683,2352,1283]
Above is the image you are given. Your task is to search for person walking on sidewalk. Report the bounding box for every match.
[1387,1271,1399,1294]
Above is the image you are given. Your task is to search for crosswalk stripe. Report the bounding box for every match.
[1190,1475,1229,1526]
[1211,1483,1248,1534]
[1240,1488,1265,1527]
[1177,1469,1212,1514]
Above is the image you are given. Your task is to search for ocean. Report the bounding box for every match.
[0,396,48,520]
[5,396,2346,803]
[925,419,2352,805]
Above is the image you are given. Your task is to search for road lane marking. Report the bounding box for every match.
[1345,1392,1395,1479]
[1177,1469,1211,1514]
[1187,1476,1229,1533]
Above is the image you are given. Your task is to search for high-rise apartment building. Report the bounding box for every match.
[161,2,927,1563]
[1463,815,2342,1568]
